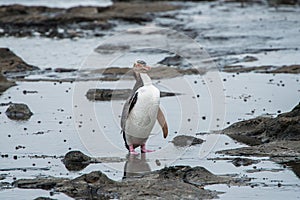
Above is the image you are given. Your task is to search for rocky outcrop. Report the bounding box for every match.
[5,103,33,120]
[0,2,180,38]
[0,48,39,74]
[13,164,249,199]
[222,102,300,145]
[219,102,300,165]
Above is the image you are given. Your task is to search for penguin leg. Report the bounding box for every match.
[129,145,139,155]
[141,144,155,153]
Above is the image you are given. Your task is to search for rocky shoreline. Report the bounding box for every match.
[218,102,300,168]
[13,151,250,200]
[0,2,180,38]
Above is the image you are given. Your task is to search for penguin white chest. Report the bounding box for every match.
[125,85,160,138]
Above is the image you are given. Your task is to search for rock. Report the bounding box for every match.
[171,135,204,147]
[222,102,300,145]
[217,141,300,162]
[231,157,260,167]
[86,88,178,101]
[223,65,300,74]
[0,48,39,74]
[285,160,300,179]
[0,73,16,94]
[62,151,92,171]
[34,197,56,200]
[0,174,6,180]
[0,3,179,38]
[5,103,33,120]
[54,68,77,73]
[13,165,248,199]
[95,44,131,54]
[158,54,193,68]
[266,65,300,74]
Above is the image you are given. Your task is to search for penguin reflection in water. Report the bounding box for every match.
[121,60,168,155]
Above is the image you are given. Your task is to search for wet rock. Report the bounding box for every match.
[266,65,300,74]
[219,102,300,174]
[171,135,204,147]
[267,0,300,6]
[223,65,272,73]
[13,176,69,190]
[0,73,16,94]
[62,151,91,171]
[54,68,77,73]
[95,44,131,54]
[0,48,39,74]
[222,102,300,145]
[5,103,33,120]
[87,66,204,81]
[232,157,260,167]
[158,54,193,68]
[223,65,300,74]
[86,88,178,101]
[34,197,56,200]
[13,165,249,199]
[285,160,300,178]
[0,3,179,38]
[0,174,6,180]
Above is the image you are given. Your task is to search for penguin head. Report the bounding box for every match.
[133,60,151,73]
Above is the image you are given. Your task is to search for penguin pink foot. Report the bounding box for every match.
[141,144,155,153]
[129,145,139,155]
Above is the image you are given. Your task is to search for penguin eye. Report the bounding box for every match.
[136,60,146,66]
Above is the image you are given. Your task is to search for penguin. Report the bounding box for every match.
[121,60,168,155]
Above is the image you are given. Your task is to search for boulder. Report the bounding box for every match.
[171,135,204,147]
[5,103,33,120]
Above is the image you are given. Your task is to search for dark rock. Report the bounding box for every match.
[0,3,179,38]
[284,160,300,179]
[34,197,56,200]
[266,65,300,74]
[13,165,249,199]
[219,102,300,174]
[222,102,300,145]
[0,174,6,180]
[223,65,300,74]
[0,48,39,74]
[54,68,77,73]
[232,157,260,167]
[87,66,203,81]
[86,88,178,101]
[171,135,204,147]
[95,44,130,54]
[158,54,193,68]
[5,103,33,120]
[62,151,92,171]
[13,177,68,190]
[0,73,16,94]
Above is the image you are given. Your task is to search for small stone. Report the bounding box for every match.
[5,103,33,120]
